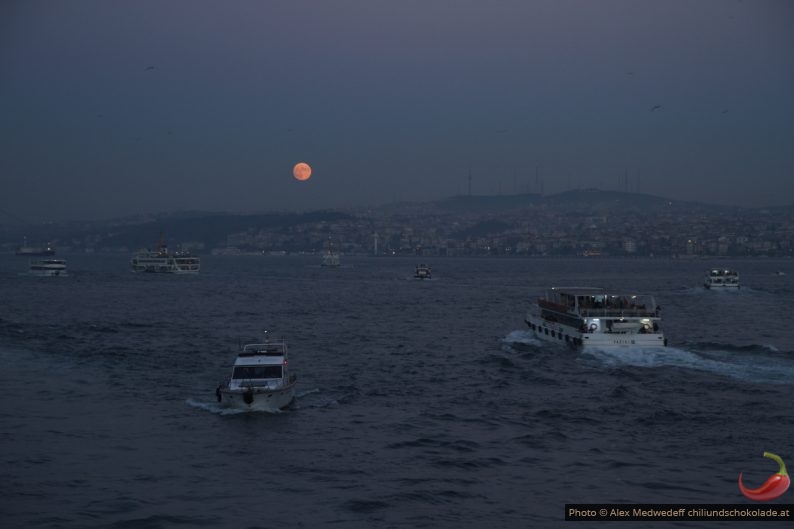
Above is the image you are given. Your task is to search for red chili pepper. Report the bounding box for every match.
[738,452,790,501]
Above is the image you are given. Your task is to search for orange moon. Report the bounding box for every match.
[292,162,312,181]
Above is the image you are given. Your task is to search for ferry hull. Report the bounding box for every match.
[30,269,68,277]
[134,267,199,275]
[29,260,68,277]
[217,380,296,412]
[525,313,666,348]
[131,257,200,274]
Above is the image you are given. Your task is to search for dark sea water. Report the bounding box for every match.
[1,254,793,528]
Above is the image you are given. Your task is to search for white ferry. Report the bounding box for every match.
[16,238,55,256]
[130,235,199,274]
[525,287,666,348]
[414,263,432,279]
[215,333,297,412]
[704,269,739,289]
[29,259,67,277]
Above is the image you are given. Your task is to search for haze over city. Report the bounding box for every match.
[2,0,793,222]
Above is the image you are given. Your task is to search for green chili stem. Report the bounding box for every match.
[763,452,788,477]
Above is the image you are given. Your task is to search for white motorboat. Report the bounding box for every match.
[29,259,67,277]
[215,333,297,412]
[525,287,666,348]
[414,263,432,280]
[704,269,739,289]
[131,234,200,274]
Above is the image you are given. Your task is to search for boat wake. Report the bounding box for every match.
[676,285,769,296]
[185,398,289,415]
[685,341,785,354]
[296,387,320,398]
[581,345,794,385]
[501,330,543,351]
[186,388,332,414]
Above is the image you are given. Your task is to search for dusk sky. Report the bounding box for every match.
[2,0,793,222]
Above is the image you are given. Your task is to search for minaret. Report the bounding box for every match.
[373,232,379,256]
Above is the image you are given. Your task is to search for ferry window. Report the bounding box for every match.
[233,365,283,379]
[544,328,549,335]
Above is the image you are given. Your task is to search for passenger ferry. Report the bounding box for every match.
[215,332,297,412]
[525,287,666,348]
[130,235,199,274]
[29,259,67,277]
[414,263,432,279]
[16,238,55,256]
[704,269,740,289]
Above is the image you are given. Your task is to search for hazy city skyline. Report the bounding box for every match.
[2,0,793,222]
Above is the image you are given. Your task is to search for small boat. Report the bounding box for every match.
[321,239,340,267]
[704,269,740,289]
[215,332,297,412]
[321,250,340,267]
[525,287,666,348]
[29,259,67,277]
[131,234,200,274]
[414,263,432,279]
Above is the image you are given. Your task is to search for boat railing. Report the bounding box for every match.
[242,342,287,354]
[578,307,659,318]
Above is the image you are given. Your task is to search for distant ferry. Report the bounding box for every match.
[321,239,340,267]
[414,263,432,279]
[321,251,340,267]
[525,287,666,348]
[29,259,67,277]
[704,269,740,289]
[131,235,200,274]
[16,238,55,256]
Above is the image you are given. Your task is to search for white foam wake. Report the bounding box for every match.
[582,346,794,385]
[502,330,542,347]
[185,398,289,415]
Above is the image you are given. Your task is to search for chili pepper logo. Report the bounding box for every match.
[738,452,790,501]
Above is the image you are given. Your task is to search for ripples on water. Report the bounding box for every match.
[1,255,793,528]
